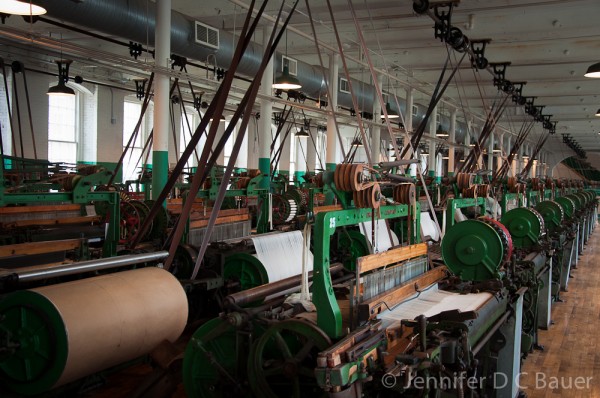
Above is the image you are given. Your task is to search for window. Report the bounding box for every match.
[412,105,418,117]
[180,108,199,169]
[48,95,78,164]
[282,55,298,76]
[122,101,146,182]
[289,132,296,182]
[223,120,235,166]
[340,78,350,94]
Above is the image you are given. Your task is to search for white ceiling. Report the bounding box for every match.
[1,0,599,155]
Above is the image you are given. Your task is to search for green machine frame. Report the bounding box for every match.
[0,168,120,257]
[312,204,420,339]
[446,197,486,227]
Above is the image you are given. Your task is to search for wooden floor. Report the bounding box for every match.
[520,224,600,398]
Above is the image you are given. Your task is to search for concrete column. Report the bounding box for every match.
[247,117,259,169]
[235,120,248,168]
[152,0,171,202]
[428,106,437,178]
[306,128,317,172]
[278,124,291,178]
[487,133,494,171]
[326,53,339,169]
[463,131,471,169]
[498,133,505,172]
[448,108,457,175]
[295,135,307,183]
[258,24,274,189]
[371,74,383,163]
[405,87,414,133]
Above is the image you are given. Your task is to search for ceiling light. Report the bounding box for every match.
[442,156,450,160]
[272,65,302,90]
[295,127,309,137]
[381,102,399,119]
[351,138,363,147]
[47,59,75,97]
[584,62,600,78]
[209,115,226,122]
[492,148,502,153]
[595,108,600,116]
[0,0,46,15]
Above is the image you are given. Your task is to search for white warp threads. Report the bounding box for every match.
[251,230,313,283]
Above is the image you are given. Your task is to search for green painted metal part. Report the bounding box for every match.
[151,150,169,206]
[223,253,269,291]
[258,157,271,190]
[441,220,504,281]
[535,200,564,234]
[565,194,582,211]
[247,319,331,398]
[0,291,69,396]
[182,318,241,398]
[555,196,575,219]
[313,204,415,339]
[338,229,370,271]
[447,197,486,227]
[501,208,543,249]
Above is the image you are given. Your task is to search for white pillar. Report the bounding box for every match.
[487,133,494,171]
[306,128,317,171]
[258,24,274,187]
[235,120,248,168]
[497,133,505,172]
[279,124,291,173]
[372,74,383,163]
[448,108,457,174]
[326,53,339,169]
[151,0,171,201]
[428,106,437,177]
[295,136,307,182]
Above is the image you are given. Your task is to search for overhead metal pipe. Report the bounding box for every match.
[8,251,169,282]
[35,0,469,142]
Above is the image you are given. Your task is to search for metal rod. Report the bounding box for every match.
[472,311,511,355]
[13,251,169,282]
[224,263,344,308]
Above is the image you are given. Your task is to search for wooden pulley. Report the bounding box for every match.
[507,176,518,191]
[334,164,347,191]
[477,184,491,197]
[456,172,474,190]
[236,176,251,189]
[530,178,544,191]
[393,183,416,205]
[247,169,262,178]
[366,183,381,209]
[462,185,478,198]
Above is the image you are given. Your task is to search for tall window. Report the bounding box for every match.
[122,101,145,182]
[180,108,199,169]
[223,120,234,166]
[48,95,77,164]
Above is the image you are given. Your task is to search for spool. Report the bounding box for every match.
[0,267,188,396]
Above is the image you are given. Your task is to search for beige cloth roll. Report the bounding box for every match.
[32,267,187,388]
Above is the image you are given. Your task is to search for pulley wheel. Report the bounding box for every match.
[247,319,331,398]
[441,219,504,281]
[501,207,544,249]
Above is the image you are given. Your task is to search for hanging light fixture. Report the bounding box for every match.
[381,102,399,119]
[351,137,363,147]
[0,0,46,15]
[584,62,600,78]
[272,31,302,90]
[595,108,600,116]
[133,78,148,101]
[47,59,75,96]
[381,76,399,119]
[436,124,449,138]
[209,114,226,122]
[295,127,310,137]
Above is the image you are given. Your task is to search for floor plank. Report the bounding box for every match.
[520,224,600,397]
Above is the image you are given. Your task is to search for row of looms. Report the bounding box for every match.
[1,0,600,397]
